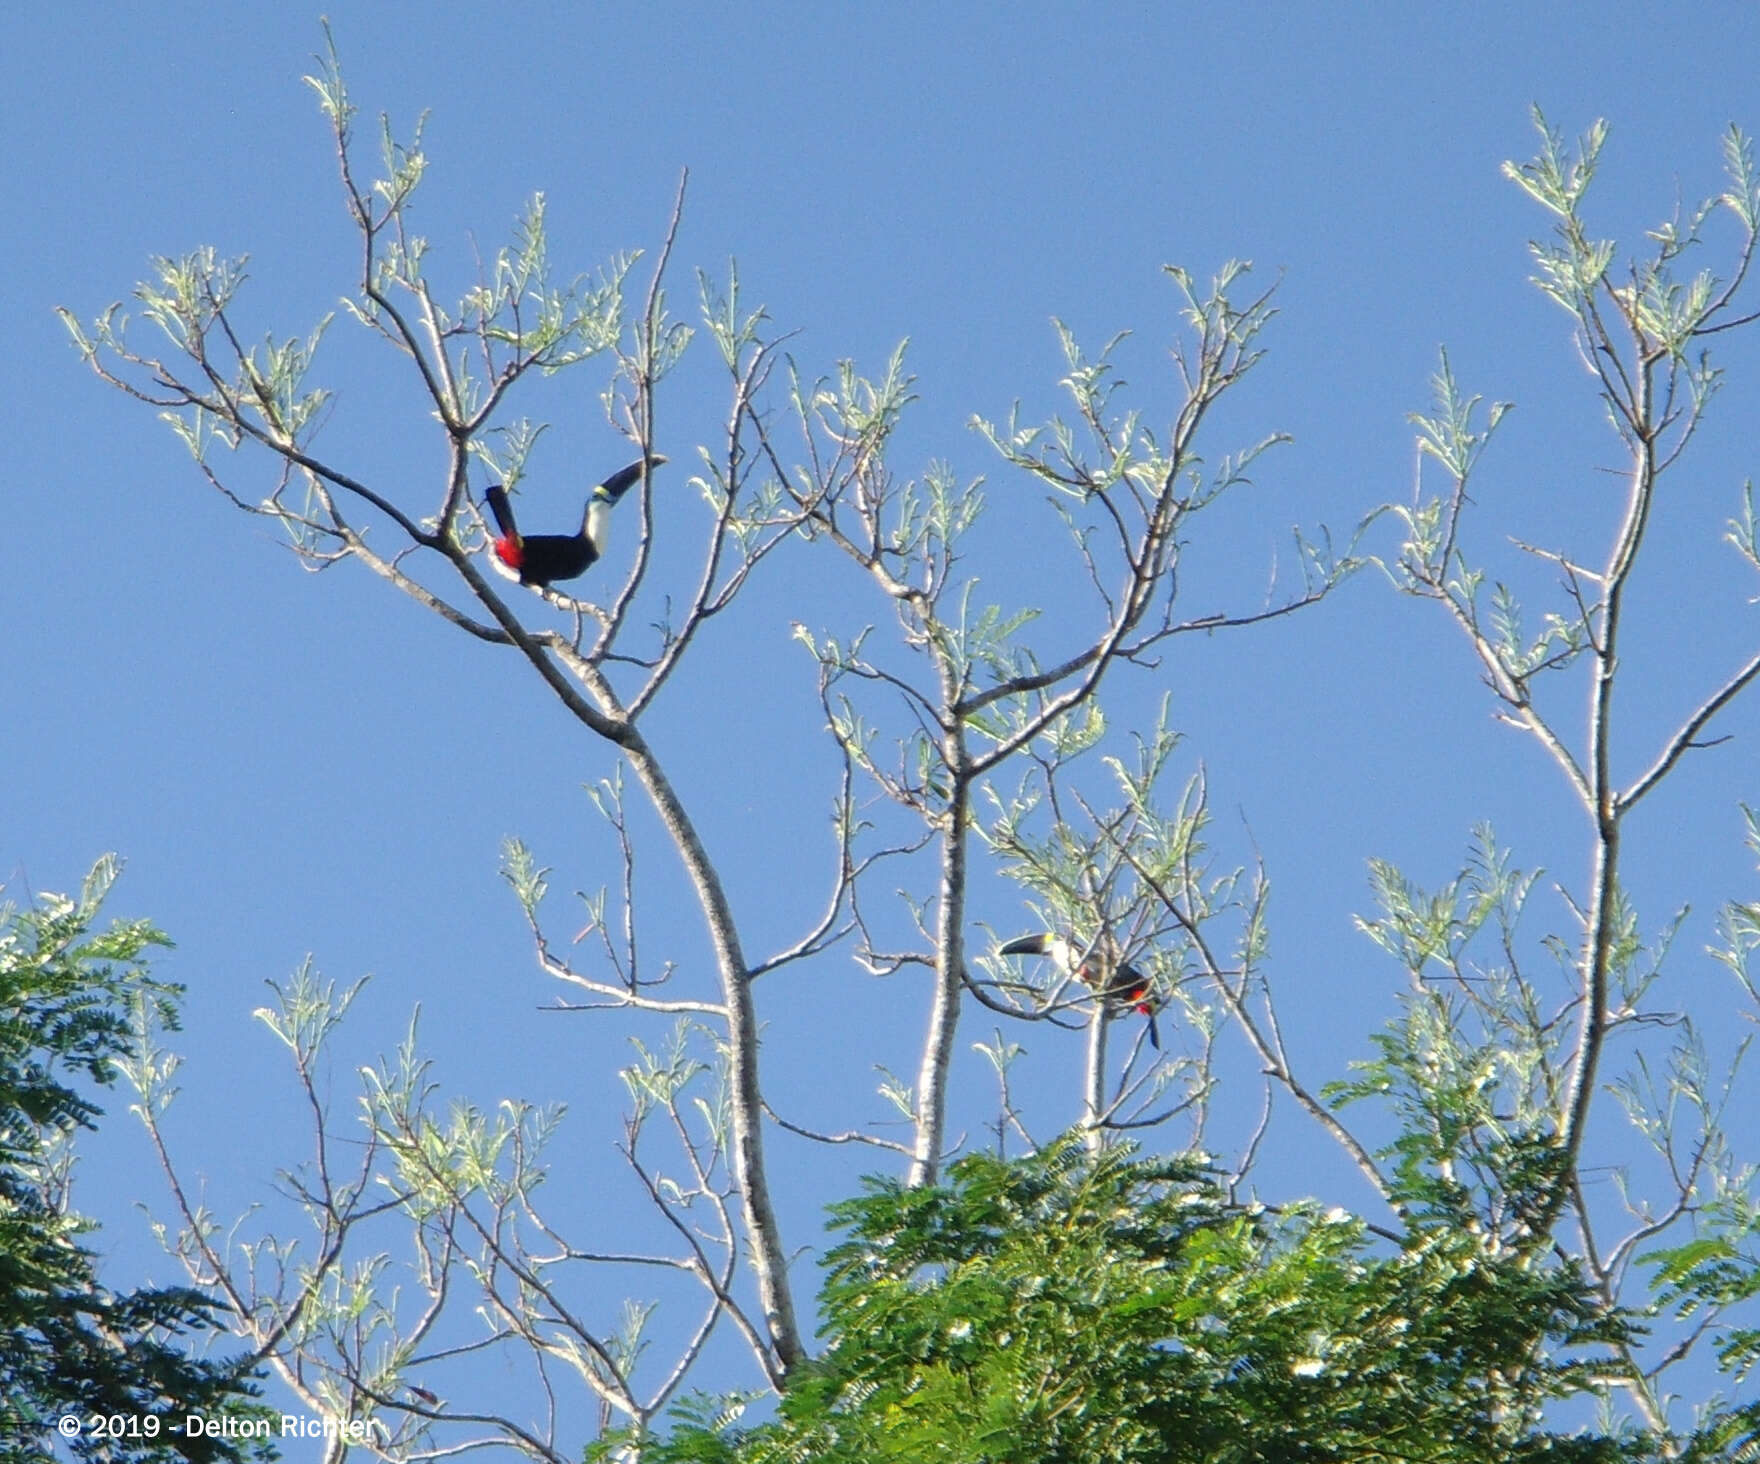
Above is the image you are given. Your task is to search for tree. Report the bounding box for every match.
[643,1140,1633,1464]
[1360,113,1760,1452]
[0,858,268,1462]
[55,29,1760,1462]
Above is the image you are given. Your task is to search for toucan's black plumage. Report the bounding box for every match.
[485,456,664,587]
[1001,932,1161,1049]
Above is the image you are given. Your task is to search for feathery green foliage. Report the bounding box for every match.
[0,860,268,1462]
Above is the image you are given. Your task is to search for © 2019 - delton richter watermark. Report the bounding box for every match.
[195,1412,391,1443]
[56,1410,391,1447]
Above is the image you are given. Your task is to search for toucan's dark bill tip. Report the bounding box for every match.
[1000,934,1049,956]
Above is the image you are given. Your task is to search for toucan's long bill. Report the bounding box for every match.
[1000,933,1050,957]
[599,454,668,502]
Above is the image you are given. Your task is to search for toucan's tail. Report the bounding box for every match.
[596,455,668,504]
[484,484,521,544]
[1113,966,1162,1050]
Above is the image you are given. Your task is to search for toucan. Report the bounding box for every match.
[1000,932,1161,1049]
[483,456,664,588]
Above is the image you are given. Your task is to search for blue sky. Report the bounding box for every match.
[9,0,1760,1441]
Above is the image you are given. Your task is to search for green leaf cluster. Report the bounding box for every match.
[1,860,270,1462]
[643,1140,1638,1463]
